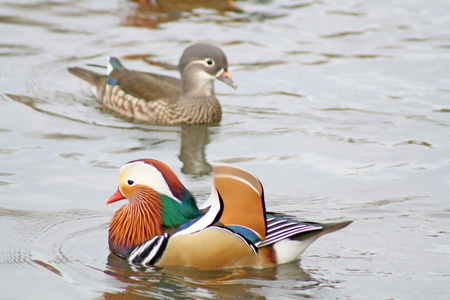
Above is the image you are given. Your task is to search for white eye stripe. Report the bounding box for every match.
[187,58,216,68]
[120,162,181,204]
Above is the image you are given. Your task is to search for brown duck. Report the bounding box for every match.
[68,43,237,124]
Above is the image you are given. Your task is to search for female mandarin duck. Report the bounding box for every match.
[106,159,352,270]
[68,43,236,125]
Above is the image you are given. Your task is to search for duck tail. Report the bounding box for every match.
[323,220,353,233]
[68,67,107,101]
[68,67,104,85]
[293,220,353,242]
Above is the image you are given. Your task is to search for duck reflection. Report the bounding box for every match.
[104,252,311,299]
[179,124,213,176]
[123,0,242,28]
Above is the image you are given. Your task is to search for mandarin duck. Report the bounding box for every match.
[68,43,236,125]
[106,159,352,270]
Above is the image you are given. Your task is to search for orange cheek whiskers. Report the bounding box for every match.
[109,187,163,250]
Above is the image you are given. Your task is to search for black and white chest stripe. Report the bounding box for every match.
[128,233,169,265]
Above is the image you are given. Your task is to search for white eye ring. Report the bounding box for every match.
[205,58,215,66]
[127,179,135,186]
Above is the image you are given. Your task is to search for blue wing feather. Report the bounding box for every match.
[226,225,261,244]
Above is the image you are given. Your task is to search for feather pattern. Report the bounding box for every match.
[257,213,322,248]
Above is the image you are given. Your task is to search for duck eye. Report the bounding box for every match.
[127,179,134,185]
[205,58,214,66]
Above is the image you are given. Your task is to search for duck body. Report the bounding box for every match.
[68,43,236,124]
[106,159,352,270]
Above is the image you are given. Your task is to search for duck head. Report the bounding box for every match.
[178,43,237,96]
[107,159,201,256]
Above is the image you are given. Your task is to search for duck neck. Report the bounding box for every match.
[181,69,215,97]
[160,192,203,227]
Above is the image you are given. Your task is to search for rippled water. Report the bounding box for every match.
[1,0,450,299]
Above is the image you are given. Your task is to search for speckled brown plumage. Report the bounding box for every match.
[68,43,236,125]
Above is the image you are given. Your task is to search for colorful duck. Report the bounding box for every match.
[106,159,352,270]
[68,43,236,124]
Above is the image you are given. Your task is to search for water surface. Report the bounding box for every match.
[1,0,449,299]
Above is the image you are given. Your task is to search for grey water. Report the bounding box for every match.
[1,0,449,299]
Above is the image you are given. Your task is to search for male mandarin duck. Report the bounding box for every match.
[68,43,236,125]
[106,159,352,270]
